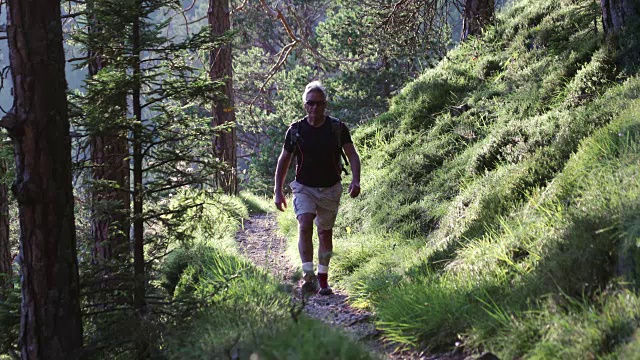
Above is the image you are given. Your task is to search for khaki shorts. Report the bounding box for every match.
[290,180,343,230]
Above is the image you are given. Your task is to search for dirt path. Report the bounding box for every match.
[236,213,459,360]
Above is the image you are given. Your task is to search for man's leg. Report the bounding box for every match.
[314,182,342,296]
[318,228,333,266]
[298,213,317,291]
[317,228,333,295]
[298,213,315,262]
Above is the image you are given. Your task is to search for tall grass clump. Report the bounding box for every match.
[239,191,274,214]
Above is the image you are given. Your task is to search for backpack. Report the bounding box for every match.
[290,116,350,175]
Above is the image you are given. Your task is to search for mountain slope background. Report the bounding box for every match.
[274,0,640,357]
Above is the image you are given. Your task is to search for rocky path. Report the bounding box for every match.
[235,213,459,360]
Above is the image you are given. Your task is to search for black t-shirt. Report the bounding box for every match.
[283,116,353,187]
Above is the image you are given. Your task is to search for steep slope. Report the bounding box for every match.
[328,0,640,356]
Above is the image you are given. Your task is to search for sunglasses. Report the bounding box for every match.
[305,100,326,107]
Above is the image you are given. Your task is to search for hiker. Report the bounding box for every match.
[273,81,361,295]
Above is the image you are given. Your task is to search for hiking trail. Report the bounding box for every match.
[236,213,463,360]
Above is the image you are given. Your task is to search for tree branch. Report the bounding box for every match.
[231,0,249,14]
[61,12,85,19]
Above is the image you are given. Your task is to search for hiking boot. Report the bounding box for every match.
[318,286,333,296]
[301,272,318,293]
[317,273,333,296]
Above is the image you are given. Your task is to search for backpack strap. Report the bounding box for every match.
[290,120,303,149]
[288,120,304,177]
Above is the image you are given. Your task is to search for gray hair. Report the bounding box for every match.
[302,81,328,103]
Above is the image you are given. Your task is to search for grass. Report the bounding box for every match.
[341,99,640,356]
[239,191,274,214]
[289,0,640,357]
[159,190,373,359]
[472,290,640,359]
[254,317,371,360]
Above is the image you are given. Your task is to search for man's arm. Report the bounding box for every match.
[274,148,293,211]
[343,143,361,198]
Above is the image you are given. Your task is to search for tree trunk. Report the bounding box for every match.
[88,1,131,265]
[209,0,238,195]
[90,133,130,263]
[131,7,149,359]
[3,0,84,357]
[461,0,495,41]
[601,0,639,33]
[0,157,11,300]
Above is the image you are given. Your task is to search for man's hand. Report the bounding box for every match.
[343,143,361,199]
[348,181,361,198]
[274,149,293,212]
[274,190,287,211]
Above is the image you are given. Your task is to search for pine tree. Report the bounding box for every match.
[86,0,131,266]
[2,0,84,357]
[209,0,238,194]
[71,0,229,355]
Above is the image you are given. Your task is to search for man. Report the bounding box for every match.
[274,81,361,296]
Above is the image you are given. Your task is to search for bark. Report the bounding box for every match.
[4,0,84,357]
[461,0,495,41]
[0,157,11,300]
[90,134,130,263]
[601,0,639,33]
[88,1,130,265]
[209,0,238,195]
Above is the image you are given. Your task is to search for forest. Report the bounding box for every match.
[1,0,640,359]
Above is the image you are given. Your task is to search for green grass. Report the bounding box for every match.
[255,317,372,360]
[298,0,640,357]
[165,257,371,359]
[343,96,640,357]
[160,191,373,359]
[239,191,274,214]
[472,290,640,359]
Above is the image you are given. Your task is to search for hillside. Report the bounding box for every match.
[298,0,640,357]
